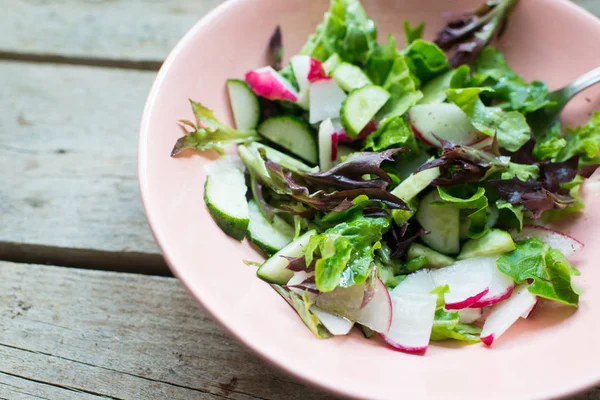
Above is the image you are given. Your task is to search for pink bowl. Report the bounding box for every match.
[139,1,600,398]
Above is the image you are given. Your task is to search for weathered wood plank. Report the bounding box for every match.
[0,261,337,400]
[0,0,226,63]
[0,0,597,67]
[0,61,166,272]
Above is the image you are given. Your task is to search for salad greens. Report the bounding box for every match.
[170,0,600,352]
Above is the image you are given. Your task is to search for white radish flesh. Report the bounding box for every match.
[458,308,483,324]
[381,293,437,353]
[318,119,335,171]
[310,307,354,335]
[480,283,538,346]
[309,79,347,124]
[511,225,584,257]
[356,278,392,333]
[391,269,435,296]
[431,257,492,309]
[468,256,515,308]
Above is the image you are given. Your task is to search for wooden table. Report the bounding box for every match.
[0,1,598,399]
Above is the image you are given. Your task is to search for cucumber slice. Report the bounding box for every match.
[226,79,260,130]
[457,229,516,260]
[257,230,317,284]
[391,167,440,202]
[323,53,342,75]
[247,200,295,255]
[204,155,249,240]
[257,116,318,164]
[246,142,316,172]
[333,62,373,92]
[341,85,390,137]
[407,243,454,268]
[415,189,460,255]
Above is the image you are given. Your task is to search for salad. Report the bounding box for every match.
[170,0,600,353]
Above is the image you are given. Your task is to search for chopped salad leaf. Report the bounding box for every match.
[362,116,419,154]
[472,47,553,114]
[300,0,377,64]
[307,214,389,292]
[556,111,600,165]
[273,286,333,338]
[403,20,424,45]
[497,238,580,306]
[402,39,449,87]
[171,100,258,156]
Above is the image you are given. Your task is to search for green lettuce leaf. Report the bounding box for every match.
[472,47,553,114]
[273,286,333,338]
[497,237,580,306]
[429,285,481,343]
[533,122,567,161]
[299,0,377,65]
[362,115,419,154]
[365,34,397,86]
[376,43,423,119]
[501,162,540,181]
[496,199,524,231]
[307,214,390,292]
[419,65,470,104]
[171,100,258,156]
[556,111,600,165]
[437,185,489,238]
[402,39,449,87]
[403,20,424,45]
[446,87,531,152]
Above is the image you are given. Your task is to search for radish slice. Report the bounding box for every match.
[458,307,483,324]
[391,269,435,296]
[469,256,515,308]
[291,56,329,109]
[480,283,538,346]
[309,79,347,124]
[381,293,437,353]
[408,103,487,147]
[510,225,584,257]
[431,258,492,309]
[314,279,392,333]
[356,278,392,333]
[245,66,299,102]
[521,297,539,319]
[318,119,335,171]
[314,284,364,321]
[310,307,354,335]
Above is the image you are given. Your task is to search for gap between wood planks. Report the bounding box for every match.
[0,242,170,277]
[0,51,162,71]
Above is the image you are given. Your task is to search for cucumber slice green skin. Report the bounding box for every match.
[204,179,248,241]
[416,189,460,255]
[341,85,390,137]
[258,116,318,165]
[257,230,317,284]
[226,79,260,130]
[333,62,373,92]
[247,200,295,255]
[407,243,454,268]
[204,156,249,241]
[457,229,516,260]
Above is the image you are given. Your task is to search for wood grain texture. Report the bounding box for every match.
[0,61,166,272]
[0,261,336,400]
[0,0,226,63]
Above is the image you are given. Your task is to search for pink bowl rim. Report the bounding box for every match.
[138,0,600,398]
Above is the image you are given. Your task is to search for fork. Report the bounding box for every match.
[529,66,600,136]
